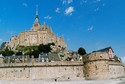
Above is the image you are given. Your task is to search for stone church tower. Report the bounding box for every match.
[6,6,67,50]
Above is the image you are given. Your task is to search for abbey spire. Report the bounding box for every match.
[34,5,39,23]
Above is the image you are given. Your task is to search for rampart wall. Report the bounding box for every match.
[83,52,125,80]
[108,62,125,78]
[0,61,84,81]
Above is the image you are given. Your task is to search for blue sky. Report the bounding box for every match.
[0,0,125,62]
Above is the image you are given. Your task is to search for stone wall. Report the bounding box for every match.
[6,22,67,50]
[0,61,84,81]
[83,60,109,80]
[83,52,125,80]
[108,62,125,78]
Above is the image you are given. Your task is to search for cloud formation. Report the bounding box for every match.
[44,15,52,19]
[0,38,3,42]
[7,31,16,35]
[64,6,74,16]
[102,3,105,6]
[22,3,28,7]
[55,8,60,13]
[121,56,125,64]
[94,7,99,12]
[62,0,73,4]
[88,26,93,31]
[80,0,87,5]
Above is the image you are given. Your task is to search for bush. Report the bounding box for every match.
[24,49,32,56]
[2,47,14,56]
[32,50,40,58]
[38,43,52,53]
[16,52,22,55]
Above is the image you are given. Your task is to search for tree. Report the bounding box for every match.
[38,43,53,53]
[78,47,86,55]
[48,43,55,46]
[16,52,22,55]
[2,47,14,56]
[38,44,45,53]
[0,42,6,50]
[114,55,119,62]
[32,50,40,58]
[24,49,32,56]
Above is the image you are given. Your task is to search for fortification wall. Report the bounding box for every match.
[83,60,109,80]
[108,62,125,78]
[0,61,84,81]
[83,52,125,80]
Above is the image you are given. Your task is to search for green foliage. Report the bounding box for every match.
[0,42,6,50]
[51,51,57,54]
[25,46,38,51]
[16,45,38,51]
[65,57,73,61]
[32,50,40,58]
[0,50,3,54]
[2,47,14,56]
[59,53,65,57]
[38,43,54,53]
[24,49,40,58]
[16,46,25,51]
[15,43,55,57]
[114,55,119,62]
[78,47,86,55]
[15,52,22,55]
[48,43,55,46]
[24,49,32,56]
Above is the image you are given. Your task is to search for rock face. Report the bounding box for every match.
[83,52,125,80]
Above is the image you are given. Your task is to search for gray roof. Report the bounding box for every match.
[96,47,114,53]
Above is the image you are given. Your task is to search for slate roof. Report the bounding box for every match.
[96,47,114,53]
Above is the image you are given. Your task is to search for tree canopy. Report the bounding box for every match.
[78,47,86,55]
[0,42,6,50]
[38,43,53,53]
[2,47,14,56]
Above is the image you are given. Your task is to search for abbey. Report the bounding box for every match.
[6,9,67,50]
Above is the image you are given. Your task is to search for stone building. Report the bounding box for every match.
[5,8,67,51]
[83,47,125,80]
[96,47,114,60]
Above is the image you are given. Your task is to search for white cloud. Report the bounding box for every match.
[64,6,74,16]
[80,0,87,5]
[44,15,52,19]
[121,56,125,64]
[7,31,16,35]
[0,38,3,42]
[94,7,99,12]
[22,3,28,7]
[102,3,105,6]
[62,0,73,4]
[67,38,70,42]
[68,0,73,4]
[55,8,60,13]
[88,26,93,31]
